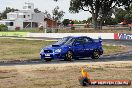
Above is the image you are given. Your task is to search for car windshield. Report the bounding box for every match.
[54,37,75,45]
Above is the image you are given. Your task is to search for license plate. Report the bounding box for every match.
[45,54,50,57]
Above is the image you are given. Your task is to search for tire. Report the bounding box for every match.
[65,51,74,61]
[91,50,100,59]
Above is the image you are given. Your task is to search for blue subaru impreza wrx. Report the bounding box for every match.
[40,36,103,61]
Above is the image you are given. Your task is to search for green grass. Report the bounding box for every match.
[4,28,44,33]
[0,38,128,61]
[0,38,55,61]
[103,45,127,55]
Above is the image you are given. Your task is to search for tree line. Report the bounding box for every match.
[54,0,132,29]
[62,5,132,27]
[0,0,132,29]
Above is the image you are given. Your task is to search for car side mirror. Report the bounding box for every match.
[74,42,81,46]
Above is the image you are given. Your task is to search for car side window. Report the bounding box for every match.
[75,38,84,45]
[83,37,93,43]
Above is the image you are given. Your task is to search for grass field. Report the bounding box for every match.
[0,38,55,61]
[0,38,128,61]
[0,62,132,88]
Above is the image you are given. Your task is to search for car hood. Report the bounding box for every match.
[43,44,69,50]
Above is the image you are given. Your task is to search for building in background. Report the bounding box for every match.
[0,2,48,30]
[44,18,57,28]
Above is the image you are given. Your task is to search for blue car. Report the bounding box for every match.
[40,36,103,61]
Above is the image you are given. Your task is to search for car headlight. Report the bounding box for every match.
[40,49,44,53]
[55,49,62,53]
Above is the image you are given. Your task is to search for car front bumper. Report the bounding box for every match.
[40,52,66,60]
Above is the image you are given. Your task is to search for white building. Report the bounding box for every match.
[0,2,47,30]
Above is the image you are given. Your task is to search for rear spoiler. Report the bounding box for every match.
[98,37,102,43]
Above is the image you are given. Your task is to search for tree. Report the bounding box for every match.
[98,1,117,29]
[52,6,65,22]
[44,10,51,18]
[114,8,127,23]
[69,0,101,29]
[0,7,18,19]
[82,20,87,24]
[105,17,118,25]
[113,5,132,23]
[124,5,132,23]
[87,17,92,23]
[62,19,70,26]
[0,13,2,20]
[54,0,132,29]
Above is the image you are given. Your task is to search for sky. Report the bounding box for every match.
[0,0,92,20]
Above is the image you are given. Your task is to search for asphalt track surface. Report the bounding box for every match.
[0,39,132,66]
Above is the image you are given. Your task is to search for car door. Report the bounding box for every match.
[83,37,94,57]
[72,37,85,57]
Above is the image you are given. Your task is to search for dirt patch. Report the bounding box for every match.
[0,61,132,88]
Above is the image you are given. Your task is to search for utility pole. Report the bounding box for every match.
[31,13,33,29]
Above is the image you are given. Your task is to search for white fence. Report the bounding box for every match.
[27,33,114,39]
[0,32,132,40]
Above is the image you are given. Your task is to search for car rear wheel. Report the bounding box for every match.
[65,51,74,61]
[91,50,100,59]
